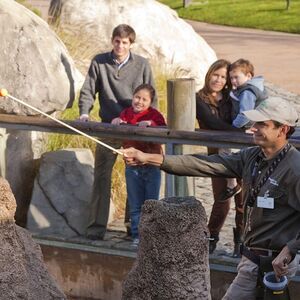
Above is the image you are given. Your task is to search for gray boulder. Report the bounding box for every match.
[0,0,83,226]
[27,149,94,237]
[122,196,211,300]
[265,82,300,112]
[0,0,82,114]
[49,0,217,90]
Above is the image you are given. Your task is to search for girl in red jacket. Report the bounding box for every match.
[112,84,166,246]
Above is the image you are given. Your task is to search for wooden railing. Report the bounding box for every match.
[0,114,300,149]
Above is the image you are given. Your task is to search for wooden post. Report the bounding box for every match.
[183,0,192,8]
[166,78,196,197]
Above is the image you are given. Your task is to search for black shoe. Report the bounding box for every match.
[232,227,242,258]
[209,234,219,254]
[217,184,242,202]
[232,243,242,258]
[86,226,106,240]
[86,233,105,240]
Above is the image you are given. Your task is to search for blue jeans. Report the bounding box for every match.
[125,165,161,239]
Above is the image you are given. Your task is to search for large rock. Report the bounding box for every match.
[0,177,66,299]
[49,0,217,90]
[0,0,82,114]
[0,129,44,227]
[27,148,94,237]
[265,82,300,112]
[0,0,83,226]
[122,196,211,300]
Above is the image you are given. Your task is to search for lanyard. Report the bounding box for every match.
[247,143,291,207]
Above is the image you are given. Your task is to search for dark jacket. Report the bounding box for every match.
[196,93,240,131]
[161,145,300,255]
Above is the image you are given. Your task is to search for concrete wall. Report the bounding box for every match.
[37,239,300,300]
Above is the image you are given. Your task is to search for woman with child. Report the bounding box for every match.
[112,84,166,247]
[196,59,243,257]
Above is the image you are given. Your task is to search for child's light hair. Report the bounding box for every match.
[229,58,254,77]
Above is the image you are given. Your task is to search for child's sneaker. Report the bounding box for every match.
[132,238,140,248]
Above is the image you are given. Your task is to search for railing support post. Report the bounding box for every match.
[166,78,196,197]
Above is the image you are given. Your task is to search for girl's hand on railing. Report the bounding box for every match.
[111,118,127,125]
[138,120,152,127]
[78,114,89,122]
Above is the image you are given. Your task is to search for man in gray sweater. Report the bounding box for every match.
[121,97,300,299]
[78,24,155,240]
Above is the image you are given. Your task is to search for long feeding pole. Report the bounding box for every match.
[0,88,123,155]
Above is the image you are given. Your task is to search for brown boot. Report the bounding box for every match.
[232,227,242,258]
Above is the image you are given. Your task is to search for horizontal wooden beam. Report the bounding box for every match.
[0,114,300,149]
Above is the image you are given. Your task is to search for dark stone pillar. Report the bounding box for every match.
[0,177,66,299]
[122,196,211,300]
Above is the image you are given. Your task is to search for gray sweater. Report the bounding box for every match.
[79,52,155,123]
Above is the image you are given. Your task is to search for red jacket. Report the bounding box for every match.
[120,107,166,154]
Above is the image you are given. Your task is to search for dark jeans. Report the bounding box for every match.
[125,165,161,239]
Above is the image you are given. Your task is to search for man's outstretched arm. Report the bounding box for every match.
[121,147,164,166]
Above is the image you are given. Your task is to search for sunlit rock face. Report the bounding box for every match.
[0,177,16,223]
[49,0,217,90]
[0,0,82,115]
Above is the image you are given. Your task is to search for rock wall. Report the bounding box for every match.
[122,196,211,300]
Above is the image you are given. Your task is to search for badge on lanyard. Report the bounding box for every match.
[257,190,274,209]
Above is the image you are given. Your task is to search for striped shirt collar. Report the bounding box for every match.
[111,51,131,69]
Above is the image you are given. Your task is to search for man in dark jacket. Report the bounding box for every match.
[121,97,300,299]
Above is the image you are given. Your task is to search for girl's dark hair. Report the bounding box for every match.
[133,84,156,103]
